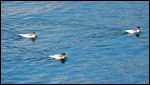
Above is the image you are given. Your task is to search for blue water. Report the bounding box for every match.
[1,1,149,84]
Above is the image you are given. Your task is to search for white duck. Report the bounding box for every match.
[124,26,141,34]
[19,32,36,38]
[49,53,66,60]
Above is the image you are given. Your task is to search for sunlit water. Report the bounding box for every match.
[1,1,149,84]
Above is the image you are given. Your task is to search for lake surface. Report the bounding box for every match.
[1,1,149,84]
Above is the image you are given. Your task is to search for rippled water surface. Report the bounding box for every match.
[1,1,149,84]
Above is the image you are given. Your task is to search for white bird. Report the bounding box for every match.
[19,32,36,38]
[49,53,66,60]
[124,26,141,34]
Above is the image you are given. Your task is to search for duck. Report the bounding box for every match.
[49,53,66,60]
[19,32,36,38]
[124,26,141,34]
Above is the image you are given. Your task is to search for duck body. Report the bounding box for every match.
[19,32,36,38]
[49,53,66,60]
[124,29,138,34]
[124,26,141,34]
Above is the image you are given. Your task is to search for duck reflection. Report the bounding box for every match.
[135,33,140,37]
[60,57,67,64]
[31,37,37,42]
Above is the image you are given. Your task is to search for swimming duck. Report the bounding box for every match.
[49,53,66,60]
[124,26,141,34]
[19,32,36,38]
